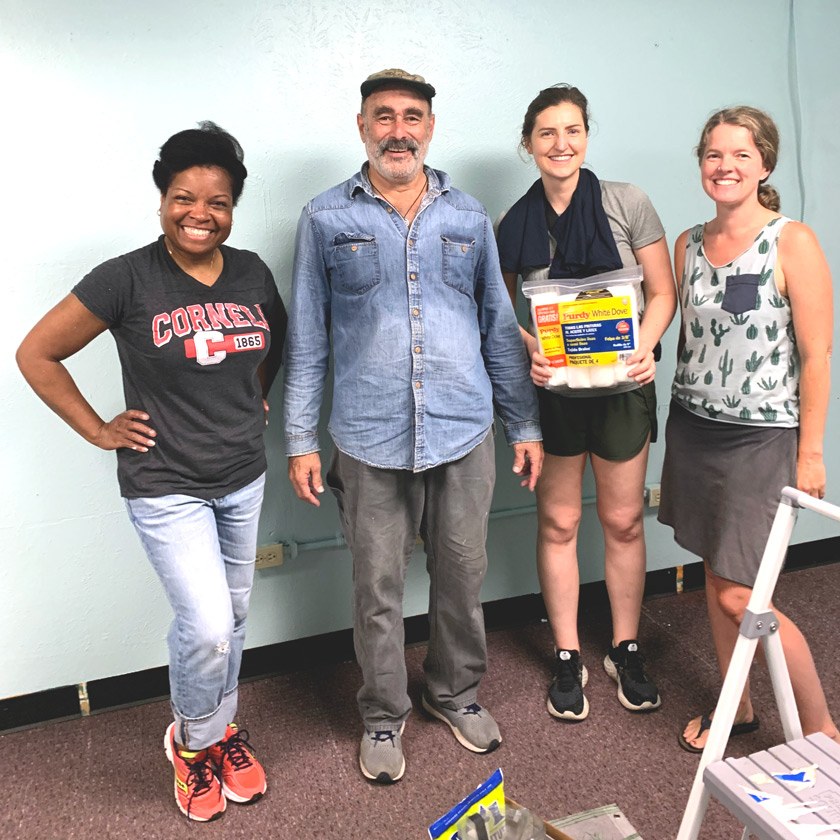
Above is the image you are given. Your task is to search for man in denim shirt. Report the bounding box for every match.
[284,69,542,783]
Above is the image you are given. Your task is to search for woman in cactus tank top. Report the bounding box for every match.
[658,106,838,753]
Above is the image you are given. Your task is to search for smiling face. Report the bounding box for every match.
[159,165,233,261]
[357,87,435,186]
[700,124,770,207]
[525,102,588,185]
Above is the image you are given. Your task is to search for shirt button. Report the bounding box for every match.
[412,308,420,316]
[461,245,468,253]
[387,207,393,213]
[409,239,415,247]
[414,346,421,354]
[410,273,417,280]
[414,381,422,389]
[350,245,357,252]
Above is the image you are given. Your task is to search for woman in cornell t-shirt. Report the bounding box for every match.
[16,122,287,822]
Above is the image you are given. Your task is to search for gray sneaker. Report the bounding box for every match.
[359,722,405,783]
[421,693,501,753]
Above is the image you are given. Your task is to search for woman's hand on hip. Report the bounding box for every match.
[92,410,157,452]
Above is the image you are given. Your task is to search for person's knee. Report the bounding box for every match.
[538,506,581,545]
[715,584,750,623]
[598,507,643,545]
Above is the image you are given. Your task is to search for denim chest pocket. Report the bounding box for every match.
[441,235,476,296]
[331,232,380,295]
[721,273,760,315]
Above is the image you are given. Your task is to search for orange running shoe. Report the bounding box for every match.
[208,723,267,804]
[163,723,226,822]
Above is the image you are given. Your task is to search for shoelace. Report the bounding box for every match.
[184,755,218,820]
[621,649,649,684]
[554,655,579,691]
[371,730,397,745]
[218,729,256,770]
[461,703,482,716]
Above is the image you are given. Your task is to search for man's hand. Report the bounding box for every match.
[288,453,325,506]
[512,441,543,491]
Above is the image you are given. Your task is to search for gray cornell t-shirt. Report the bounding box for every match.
[73,236,285,499]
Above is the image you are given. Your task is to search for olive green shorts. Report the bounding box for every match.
[537,381,657,461]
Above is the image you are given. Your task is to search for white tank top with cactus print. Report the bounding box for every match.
[672,216,799,427]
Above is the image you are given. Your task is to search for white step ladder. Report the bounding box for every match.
[677,486,840,840]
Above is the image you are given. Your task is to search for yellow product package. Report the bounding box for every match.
[428,768,506,839]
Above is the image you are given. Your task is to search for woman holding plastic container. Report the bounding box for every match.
[657,106,838,752]
[496,84,676,722]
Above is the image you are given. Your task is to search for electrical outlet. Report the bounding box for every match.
[255,543,284,570]
[646,484,661,508]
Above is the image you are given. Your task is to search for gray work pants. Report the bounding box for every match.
[326,434,495,732]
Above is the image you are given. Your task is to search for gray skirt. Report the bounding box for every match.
[657,401,797,586]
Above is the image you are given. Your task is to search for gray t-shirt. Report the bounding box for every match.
[73,236,286,499]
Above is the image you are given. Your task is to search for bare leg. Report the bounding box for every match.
[591,441,649,645]
[536,453,587,651]
[682,566,839,749]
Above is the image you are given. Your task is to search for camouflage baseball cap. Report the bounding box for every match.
[360,68,436,102]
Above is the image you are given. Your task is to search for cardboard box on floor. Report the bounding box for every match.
[548,803,642,840]
[505,798,573,840]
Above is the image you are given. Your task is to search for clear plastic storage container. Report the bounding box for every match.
[522,265,643,394]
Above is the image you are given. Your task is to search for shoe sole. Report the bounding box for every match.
[359,722,406,783]
[603,656,662,712]
[421,695,501,754]
[221,781,266,804]
[163,723,226,822]
[547,665,589,721]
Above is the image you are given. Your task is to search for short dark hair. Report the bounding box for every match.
[152,121,248,205]
[520,84,590,150]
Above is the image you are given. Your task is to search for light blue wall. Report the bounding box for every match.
[3,0,839,699]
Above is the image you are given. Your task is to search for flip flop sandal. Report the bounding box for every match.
[677,712,760,754]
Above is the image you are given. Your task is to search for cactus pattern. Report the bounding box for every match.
[692,292,710,306]
[701,399,722,418]
[759,404,778,422]
[710,318,730,346]
[759,267,773,286]
[746,324,758,340]
[685,372,699,385]
[730,313,750,326]
[765,321,779,341]
[688,266,702,286]
[769,295,786,308]
[710,270,719,287]
[698,345,707,363]
[758,239,770,254]
[770,348,780,365]
[784,400,795,418]
[680,347,693,364]
[723,395,741,408]
[745,351,764,372]
[718,348,733,386]
[690,318,703,338]
[691,227,703,243]
[741,376,751,395]
[758,376,778,391]
[704,370,714,385]
[739,406,752,420]
[714,290,724,304]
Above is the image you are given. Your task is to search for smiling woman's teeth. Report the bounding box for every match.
[183,227,211,237]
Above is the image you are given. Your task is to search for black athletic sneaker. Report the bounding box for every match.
[547,649,589,720]
[603,640,661,711]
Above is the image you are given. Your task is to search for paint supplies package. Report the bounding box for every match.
[428,768,507,839]
[522,266,643,394]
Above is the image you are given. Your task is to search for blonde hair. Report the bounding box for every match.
[696,106,781,212]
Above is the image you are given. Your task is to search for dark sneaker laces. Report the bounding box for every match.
[553,651,579,691]
[183,754,218,819]
[218,728,256,770]
[371,730,398,745]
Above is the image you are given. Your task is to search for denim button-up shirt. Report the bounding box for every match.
[283,165,540,471]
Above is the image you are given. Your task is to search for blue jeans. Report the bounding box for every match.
[125,473,265,750]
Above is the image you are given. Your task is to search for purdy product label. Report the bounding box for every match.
[535,294,636,368]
